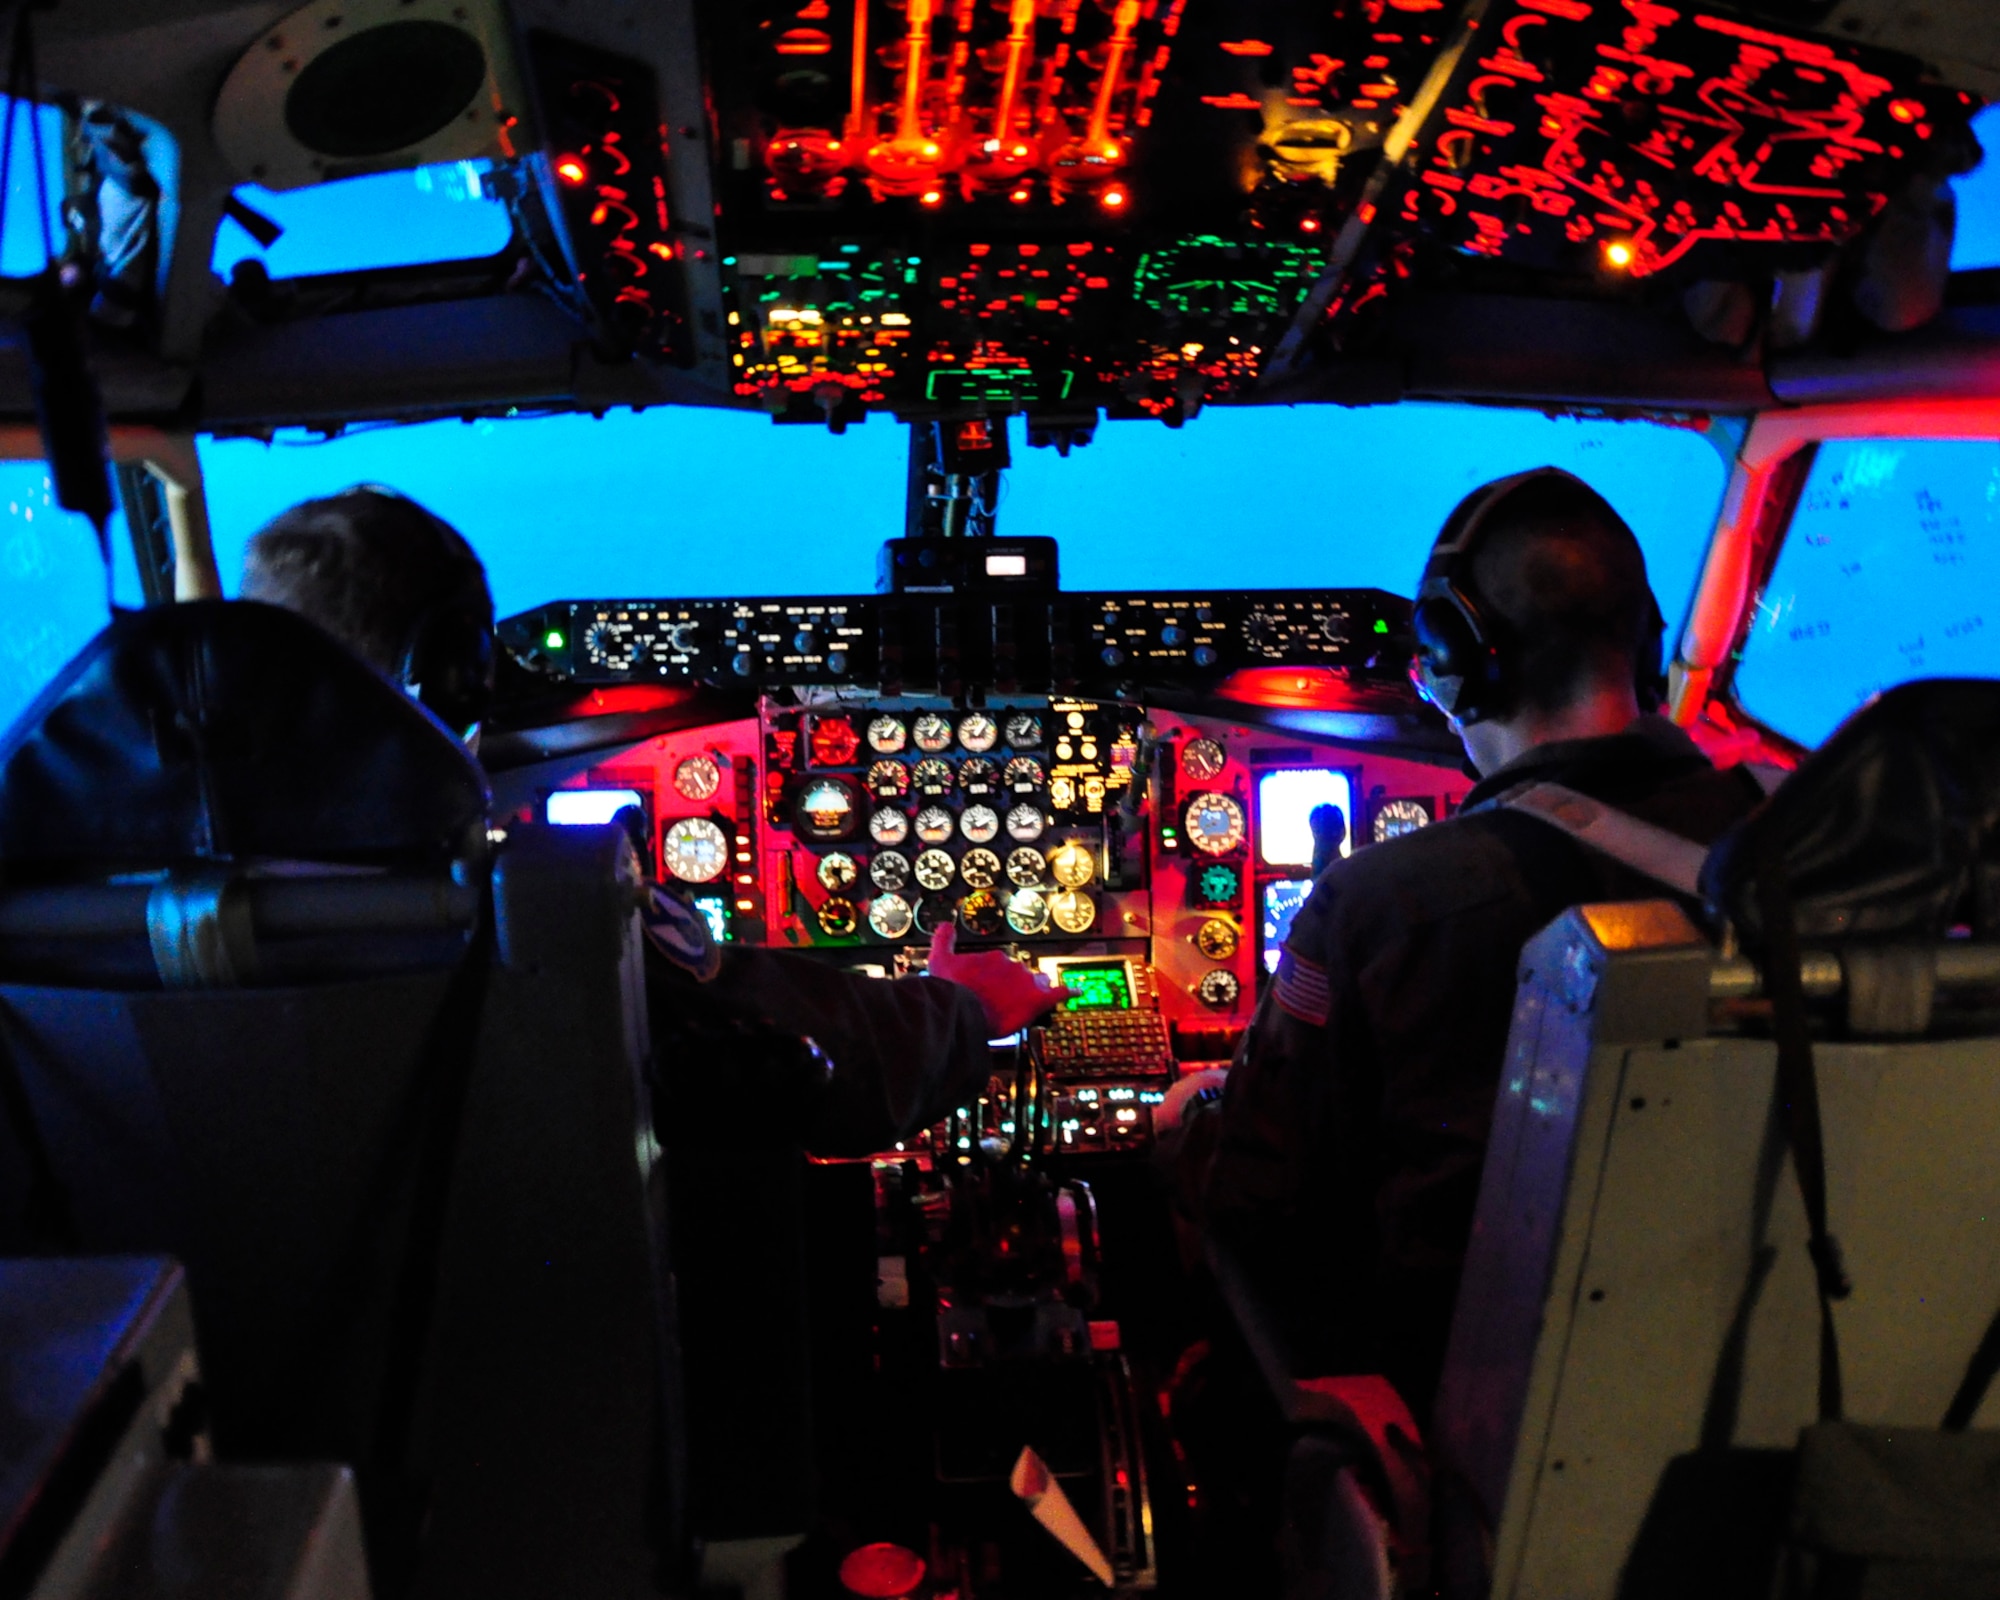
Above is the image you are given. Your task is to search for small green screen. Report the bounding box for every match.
[1060,960,1133,1012]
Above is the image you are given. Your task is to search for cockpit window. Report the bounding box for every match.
[0,465,138,733]
[198,404,1725,624]
[1952,104,2000,272]
[211,160,512,280]
[1734,437,2000,748]
[0,98,66,274]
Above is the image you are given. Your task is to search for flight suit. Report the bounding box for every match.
[640,887,992,1157]
[1203,716,1762,1416]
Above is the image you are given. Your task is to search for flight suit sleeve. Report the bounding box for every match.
[1199,878,1379,1371]
[702,946,994,1156]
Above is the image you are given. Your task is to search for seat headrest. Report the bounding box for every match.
[0,600,490,880]
[1701,678,2000,943]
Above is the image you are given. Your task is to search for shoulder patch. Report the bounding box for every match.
[1274,945,1332,1028]
[642,882,721,982]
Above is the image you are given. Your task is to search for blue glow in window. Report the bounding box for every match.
[1734,437,2000,748]
[1257,768,1353,868]
[198,405,1721,626]
[1950,104,2000,273]
[0,97,69,276]
[213,161,512,280]
[0,464,138,735]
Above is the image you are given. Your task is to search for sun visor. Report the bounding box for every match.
[211,0,529,191]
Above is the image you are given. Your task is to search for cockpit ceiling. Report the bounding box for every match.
[25,0,2000,428]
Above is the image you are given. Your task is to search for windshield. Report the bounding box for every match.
[1734,436,2000,748]
[196,404,1726,623]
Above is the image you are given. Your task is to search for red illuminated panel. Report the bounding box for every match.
[751,0,1188,207]
[1405,1,1974,278]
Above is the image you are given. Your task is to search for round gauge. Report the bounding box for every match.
[961,804,1001,844]
[582,619,638,669]
[1182,737,1227,780]
[1004,804,1046,843]
[1196,969,1242,1009]
[1195,918,1240,960]
[915,896,955,936]
[1049,888,1096,935]
[795,776,861,842]
[818,852,859,893]
[673,754,721,802]
[958,712,999,753]
[809,715,861,767]
[960,847,1002,889]
[867,715,908,755]
[1003,756,1045,792]
[1372,798,1436,844]
[868,807,910,847]
[871,850,912,892]
[662,817,729,884]
[912,712,954,753]
[914,806,955,845]
[1006,847,1047,887]
[1006,888,1050,936]
[868,893,914,940]
[1185,792,1248,857]
[959,889,1004,938]
[914,849,957,891]
[818,897,858,937]
[1048,776,1077,811]
[1004,713,1043,749]
[1048,839,1096,888]
[866,760,910,800]
[1193,861,1242,907]
[957,757,998,794]
[912,758,955,795]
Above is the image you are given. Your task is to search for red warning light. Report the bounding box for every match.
[555,156,589,186]
[1299,214,1321,233]
[1602,239,1635,270]
[919,187,944,207]
[1100,186,1128,211]
[1009,186,1031,203]
[1888,97,1924,123]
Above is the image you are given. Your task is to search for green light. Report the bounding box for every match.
[545,630,566,649]
[1373,619,1390,635]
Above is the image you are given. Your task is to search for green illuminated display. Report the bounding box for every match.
[1059,960,1134,1012]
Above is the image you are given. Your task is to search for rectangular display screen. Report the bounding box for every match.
[547,788,646,827]
[1257,769,1354,868]
[689,893,731,943]
[1261,879,1314,974]
[1055,959,1134,1012]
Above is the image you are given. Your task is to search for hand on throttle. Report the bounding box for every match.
[927,924,1070,1037]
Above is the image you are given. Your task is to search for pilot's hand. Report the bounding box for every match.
[927,924,1070,1037]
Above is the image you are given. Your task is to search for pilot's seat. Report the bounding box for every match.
[1434,678,2000,1599]
[0,601,683,1600]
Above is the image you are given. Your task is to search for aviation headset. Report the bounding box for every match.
[1410,467,1667,725]
[372,490,496,740]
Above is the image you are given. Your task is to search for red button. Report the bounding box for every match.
[839,1542,927,1598]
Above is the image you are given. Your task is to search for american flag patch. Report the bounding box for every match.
[1274,947,1331,1027]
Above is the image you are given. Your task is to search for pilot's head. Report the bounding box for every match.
[241,486,496,739]
[1411,468,1664,775]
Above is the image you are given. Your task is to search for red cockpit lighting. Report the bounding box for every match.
[555,156,589,185]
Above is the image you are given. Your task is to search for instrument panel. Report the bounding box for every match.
[539,688,1471,1155]
[501,587,1411,695]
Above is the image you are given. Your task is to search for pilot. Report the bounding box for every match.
[239,486,1063,1154]
[1199,468,1763,1419]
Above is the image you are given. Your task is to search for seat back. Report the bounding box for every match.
[0,604,683,1599]
[1436,679,2000,1599]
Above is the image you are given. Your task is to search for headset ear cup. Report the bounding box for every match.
[1413,594,1476,717]
[401,606,494,737]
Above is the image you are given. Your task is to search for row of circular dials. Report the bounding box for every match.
[818,885,1098,941]
[818,840,1096,895]
[863,710,1044,755]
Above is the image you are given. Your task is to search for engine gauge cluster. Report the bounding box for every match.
[760,698,1139,946]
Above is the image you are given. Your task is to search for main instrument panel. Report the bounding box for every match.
[526,663,1469,1155]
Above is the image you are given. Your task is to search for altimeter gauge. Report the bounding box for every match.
[1184,793,1247,857]
[662,817,729,883]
